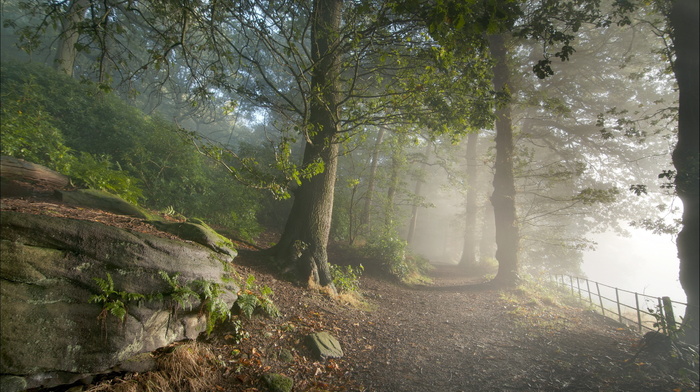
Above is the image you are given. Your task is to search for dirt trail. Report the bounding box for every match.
[4,195,694,391]
[229,258,692,391]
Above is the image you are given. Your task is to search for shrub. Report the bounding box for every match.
[68,152,144,204]
[360,227,434,283]
[1,61,272,239]
[330,264,364,293]
[0,79,72,171]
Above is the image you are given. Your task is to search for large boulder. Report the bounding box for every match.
[56,189,157,220]
[0,211,238,390]
[148,219,238,259]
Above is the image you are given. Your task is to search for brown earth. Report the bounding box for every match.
[1,193,697,392]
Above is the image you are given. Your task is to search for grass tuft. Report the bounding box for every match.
[85,342,222,392]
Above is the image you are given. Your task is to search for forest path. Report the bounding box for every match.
[332,264,681,391]
[3,193,690,391]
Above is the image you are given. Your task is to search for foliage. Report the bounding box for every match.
[89,273,146,323]
[0,78,72,171]
[362,233,407,277]
[362,230,432,283]
[0,70,143,203]
[470,257,499,277]
[89,271,240,337]
[159,271,199,315]
[330,264,364,293]
[645,305,699,382]
[68,152,144,204]
[235,275,281,319]
[193,279,232,336]
[0,61,272,239]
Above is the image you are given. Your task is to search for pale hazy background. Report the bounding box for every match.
[582,226,685,303]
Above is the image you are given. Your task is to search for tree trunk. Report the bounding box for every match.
[361,126,386,236]
[669,0,699,345]
[488,34,520,286]
[407,143,431,245]
[54,0,89,77]
[479,198,496,262]
[459,132,479,269]
[385,153,401,228]
[273,0,342,292]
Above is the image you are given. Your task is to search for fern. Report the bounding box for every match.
[159,271,198,312]
[193,279,232,335]
[259,285,281,318]
[89,273,145,322]
[235,275,280,319]
[237,293,260,319]
[245,275,256,289]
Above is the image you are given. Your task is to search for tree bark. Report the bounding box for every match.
[488,34,520,286]
[360,126,386,236]
[273,0,342,292]
[669,0,699,345]
[407,143,431,245]
[385,152,401,228]
[459,132,479,269]
[54,0,89,77]
[479,198,496,262]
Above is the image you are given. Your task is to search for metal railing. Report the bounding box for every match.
[549,274,690,335]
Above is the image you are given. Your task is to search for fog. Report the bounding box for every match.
[582,226,685,303]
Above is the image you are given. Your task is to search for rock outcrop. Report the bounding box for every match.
[0,211,238,390]
[56,189,156,220]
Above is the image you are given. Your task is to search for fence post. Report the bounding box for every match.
[635,292,642,332]
[586,279,592,305]
[657,297,666,334]
[662,296,677,337]
[569,276,575,296]
[576,277,582,300]
[596,282,605,317]
[615,287,623,323]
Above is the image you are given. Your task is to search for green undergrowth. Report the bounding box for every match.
[89,270,280,338]
[498,278,574,332]
[1,61,274,240]
[360,231,433,285]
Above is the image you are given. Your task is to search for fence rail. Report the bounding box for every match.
[548,274,690,335]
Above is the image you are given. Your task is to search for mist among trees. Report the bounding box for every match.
[1,0,697,344]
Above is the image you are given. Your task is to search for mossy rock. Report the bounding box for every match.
[0,211,238,390]
[307,331,344,360]
[56,189,155,220]
[147,220,237,259]
[262,373,293,392]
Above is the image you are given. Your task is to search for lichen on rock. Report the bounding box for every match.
[0,211,238,390]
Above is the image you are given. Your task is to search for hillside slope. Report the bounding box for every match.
[2,194,695,392]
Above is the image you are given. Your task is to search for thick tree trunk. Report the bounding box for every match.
[459,132,479,269]
[669,0,699,345]
[360,126,386,236]
[54,0,89,77]
[274,0,342,292]
[488,34,520,286]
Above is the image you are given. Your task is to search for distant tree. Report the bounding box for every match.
[360,126,387,237]
[406,0,657,285]
[458,132,480,270]
[406,143,432,245]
